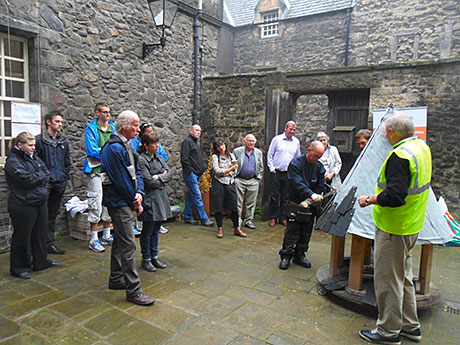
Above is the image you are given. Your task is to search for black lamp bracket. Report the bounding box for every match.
[142,37,166,59]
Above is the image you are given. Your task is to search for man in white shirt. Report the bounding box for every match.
[267,121,301,227]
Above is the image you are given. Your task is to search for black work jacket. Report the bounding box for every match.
[180,135,205,175]
[5,148,50,207]
[287,154,326,204]
[35,131,71,183]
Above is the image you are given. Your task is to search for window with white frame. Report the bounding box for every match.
[0,33,28,165]
[261,11,279,38]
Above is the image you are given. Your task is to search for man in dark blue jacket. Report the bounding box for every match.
[279,141,326,270]
[101,110,154,306]
[36,110,71,255]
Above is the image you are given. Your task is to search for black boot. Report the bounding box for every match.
[141,260,156,272]
[152,258,167,269]
[47,243,66,255]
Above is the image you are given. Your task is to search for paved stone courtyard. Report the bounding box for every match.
[0,219,458,345]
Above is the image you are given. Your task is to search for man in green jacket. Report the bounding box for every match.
[358,113,431,345]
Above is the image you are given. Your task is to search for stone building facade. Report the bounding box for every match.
[0,0,225,251]
[202,59,460,219]
[0,0,459,250]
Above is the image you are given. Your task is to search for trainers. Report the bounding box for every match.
[100,234,113,246]
[245,221,256,229]
[89,239,105,253]
[359,328,401,345]
[132,225,141,237]
[400,328,421,342]
[159,225,169,234]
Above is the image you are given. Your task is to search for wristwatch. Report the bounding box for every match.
[364,196,370,207]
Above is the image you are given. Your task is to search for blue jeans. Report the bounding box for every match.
[182,171,209,222]
[140,221,161,261]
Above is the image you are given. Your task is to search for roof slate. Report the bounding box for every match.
[224,0,353,27]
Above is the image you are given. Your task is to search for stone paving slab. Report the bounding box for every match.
[0,219,459,344]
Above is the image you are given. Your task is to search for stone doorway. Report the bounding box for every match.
[261,88,370,220]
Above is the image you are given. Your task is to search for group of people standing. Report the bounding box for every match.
[180,124,264,238]
[5,111,70,279]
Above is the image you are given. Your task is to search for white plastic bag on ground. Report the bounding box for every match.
[65,196,88,217]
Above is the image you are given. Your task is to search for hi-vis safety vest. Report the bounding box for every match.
[373,137,432,235]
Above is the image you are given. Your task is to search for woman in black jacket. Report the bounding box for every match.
[137,132,171,272]
[5,132,60,279]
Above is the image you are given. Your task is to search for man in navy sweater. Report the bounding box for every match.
[279,141,326,270]
[101,110,154,306]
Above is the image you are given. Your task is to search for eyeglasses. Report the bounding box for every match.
[99,111,110,114]
[140,123,152,131]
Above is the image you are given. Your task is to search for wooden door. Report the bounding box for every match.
[327,89,370,179]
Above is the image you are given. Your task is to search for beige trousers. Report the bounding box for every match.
[374,227,420,338]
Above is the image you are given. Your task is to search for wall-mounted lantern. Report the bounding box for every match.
[142,0,179,59]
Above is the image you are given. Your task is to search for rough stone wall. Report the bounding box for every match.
[200,74,267,154]
[231,1,460,73]
[202,61,460,219]
[295,95,329,153]
[349,0,460,65]
[233,11,348,73]
[0,0,222,251]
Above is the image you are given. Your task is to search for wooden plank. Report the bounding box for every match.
[418,244,433,295]
[330,235,345,277]
[348,234,369,291]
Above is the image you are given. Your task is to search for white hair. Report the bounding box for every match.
[244,134,256,143]
[316,131,329,140]
[116,110,138,131]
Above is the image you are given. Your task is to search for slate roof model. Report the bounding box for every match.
[316,105,453,245]
[224,0,354,27]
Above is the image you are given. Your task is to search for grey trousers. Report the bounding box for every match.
[374,227,420,338]
[107,206,142,297]
[235,177,260,225]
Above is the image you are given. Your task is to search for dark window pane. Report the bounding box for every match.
[5,80,25,98]
[4,101,11,117]
[4,38,24,59]
[5,60,24,78]
[4,120,11,136]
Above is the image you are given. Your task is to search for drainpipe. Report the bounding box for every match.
[192,0,202,125]
[344,0,355,66]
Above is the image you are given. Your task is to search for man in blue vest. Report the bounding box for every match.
[358,113,431,345]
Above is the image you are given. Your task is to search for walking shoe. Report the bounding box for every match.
[89,239,105,252]
[47,243,66,255]
[126,292,155,306]
[132,225,142,237]
[100,234,113,246]
[201,220,215,227]
[159,225,169,234]
[359,329,401,345]
[268,219,276,227]
[141,260,156,272]
[185,219,199,225]
[233,227,247,237]
[293,256,312,268]
[400,328,421,342]
[245,221,256,229]
[152,258,167,269]
[279,258,290,270]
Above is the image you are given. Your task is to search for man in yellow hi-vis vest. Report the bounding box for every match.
[357,113,432,345]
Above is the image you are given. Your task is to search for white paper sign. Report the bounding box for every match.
[12,123,41,137]
[11,102,41,124]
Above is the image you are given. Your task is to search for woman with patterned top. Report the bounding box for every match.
[211,137,247,238]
